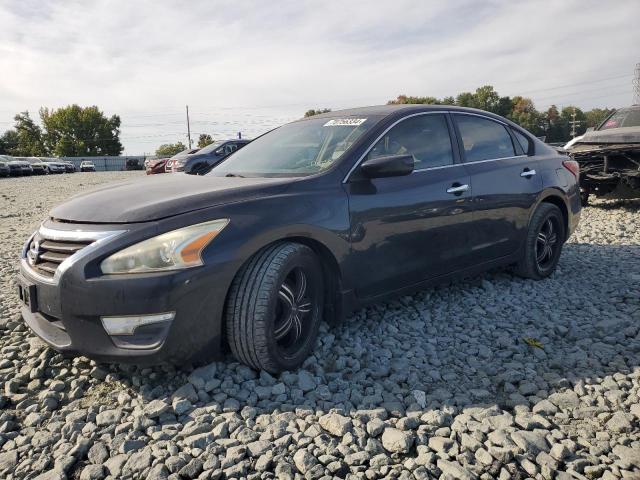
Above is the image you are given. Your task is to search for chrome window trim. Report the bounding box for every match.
[342,110,527,183]
[411,154,527,173]
[452,111,509,126]
[342,111,449,183]
[22,224,126,285]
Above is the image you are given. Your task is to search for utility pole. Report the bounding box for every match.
[634,62,640,105]
[569,107,581,139]
[186,105,192,149]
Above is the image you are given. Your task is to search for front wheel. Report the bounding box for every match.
[514,203,565,280]
[225,243,323,373]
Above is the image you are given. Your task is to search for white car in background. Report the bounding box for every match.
[80,161,96,172]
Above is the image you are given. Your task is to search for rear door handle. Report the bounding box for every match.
[446,184,469,194]
[521,169,536,178]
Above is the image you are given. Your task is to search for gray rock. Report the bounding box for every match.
[297,370,316,392]
[79,464,105,480]
[548,390,580,409]
[87,442,109,465]
[179,458,204,478]
[123,448,152,474]
[0,451,18,471]
[511,430,549,455]
[437,459,477,480]
[143,399,170,417]
[95,409,121,426]
[293,449,317,474]
[318,413,352,436]
[173,383,198,403]
[381,428,414,453]
[612,444,640,469]
[606,411,633,433]
[246,440,271,457]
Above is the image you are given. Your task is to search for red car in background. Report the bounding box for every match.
[146,158,169,175]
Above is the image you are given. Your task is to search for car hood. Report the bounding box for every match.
[50,173,291,223]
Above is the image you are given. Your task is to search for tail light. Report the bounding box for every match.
[562,160,579,178]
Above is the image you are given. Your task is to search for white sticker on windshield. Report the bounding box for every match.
[323,118,367,127]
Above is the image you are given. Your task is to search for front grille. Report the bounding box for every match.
[27,235,92,278]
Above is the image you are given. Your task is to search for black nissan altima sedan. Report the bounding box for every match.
[17,105,581,373]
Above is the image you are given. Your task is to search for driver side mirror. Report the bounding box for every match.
[359,154,414,179]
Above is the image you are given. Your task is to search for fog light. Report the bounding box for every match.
[101,312,175,336]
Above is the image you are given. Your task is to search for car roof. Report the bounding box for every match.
[295,104,520,125]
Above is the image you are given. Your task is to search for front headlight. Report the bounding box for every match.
[101,219,229,274]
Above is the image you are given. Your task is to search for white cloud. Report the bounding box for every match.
[0,0,638,154]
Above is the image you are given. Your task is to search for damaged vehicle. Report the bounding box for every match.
[566,105,640,205]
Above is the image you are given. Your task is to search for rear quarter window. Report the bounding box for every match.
[511,128,532,155]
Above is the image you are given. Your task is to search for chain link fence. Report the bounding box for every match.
[59,156,148,171]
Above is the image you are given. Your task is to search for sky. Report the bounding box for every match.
[0,0,639,155]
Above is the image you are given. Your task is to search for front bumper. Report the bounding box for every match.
[18,219,236,364]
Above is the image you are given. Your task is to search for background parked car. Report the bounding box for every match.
[173,140,250,174]
[30,162,49,175]
[165,148,200,172]
[45,162,66,174]
[146,157,169,175]
[80,161,96,172]
[0,158,9,177]
[9,160,33,175]
[63,162,76,173]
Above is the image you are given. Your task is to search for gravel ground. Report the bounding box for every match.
[0,172,639,480]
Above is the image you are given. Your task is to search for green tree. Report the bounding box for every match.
[508,96,543,136]
[388,95,441,105]
[1,111,47,156]
[455,91,477,108]
[0,130,19,155]
[585,108,614,129]
[40,105,122,156]
[304,108,332,117]
[197,134,214,148]
[156,142,186,157]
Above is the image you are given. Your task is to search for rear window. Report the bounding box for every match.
[455,115,516,162]
[599,108,640,130]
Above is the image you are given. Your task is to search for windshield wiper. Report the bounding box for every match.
[225,173,245,178]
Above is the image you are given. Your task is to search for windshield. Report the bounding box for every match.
[600,108,640,130]
[211,116,380,177]
[197,142,225,154]
[171,148,200,159]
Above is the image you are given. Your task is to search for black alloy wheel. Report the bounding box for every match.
[514,203,565,280]
[535,216,559,271]
[226,242,323,373]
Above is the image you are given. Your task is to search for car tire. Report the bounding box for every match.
[514,203,565,280]
[225,242,323,373]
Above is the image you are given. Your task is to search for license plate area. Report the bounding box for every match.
[18,279,38,313]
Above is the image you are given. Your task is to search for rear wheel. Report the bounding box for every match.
[514,203,565,280]
[225,242,323,373]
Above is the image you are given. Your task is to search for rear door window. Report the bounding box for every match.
[454,115,516,162]
[367,113,454,169]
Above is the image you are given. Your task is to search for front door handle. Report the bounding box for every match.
[446,184,469,194]
[521,169,536,178]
